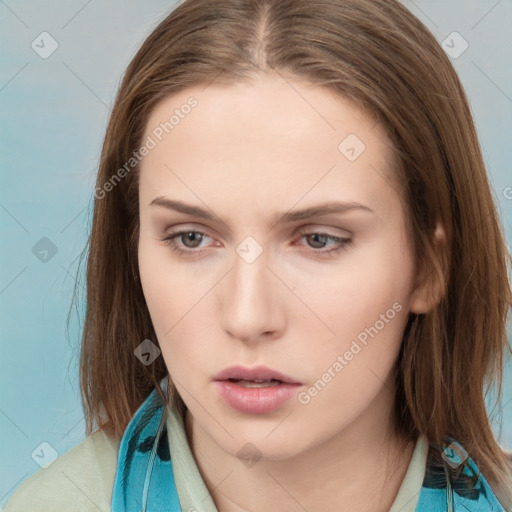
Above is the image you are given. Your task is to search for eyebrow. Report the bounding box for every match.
[149,196,374,226]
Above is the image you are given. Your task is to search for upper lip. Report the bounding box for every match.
[214,365,302,384]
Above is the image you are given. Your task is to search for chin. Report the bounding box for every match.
[220,429,309,464]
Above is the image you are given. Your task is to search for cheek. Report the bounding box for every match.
[138,237,218,375]
[301,236,414,389]
[297,285,409,425]
[138,235,207,330]
[310,238,414,340]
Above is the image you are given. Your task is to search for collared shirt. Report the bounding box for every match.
[4,387,508,511]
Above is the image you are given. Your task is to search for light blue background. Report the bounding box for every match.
[1,0,511,506]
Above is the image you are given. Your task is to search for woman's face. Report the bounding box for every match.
[137,73,430,460]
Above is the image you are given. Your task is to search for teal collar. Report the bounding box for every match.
[111,386,506,512]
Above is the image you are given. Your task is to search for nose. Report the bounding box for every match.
[220,246,286,344]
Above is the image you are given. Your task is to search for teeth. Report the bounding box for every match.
[231,379,282,388]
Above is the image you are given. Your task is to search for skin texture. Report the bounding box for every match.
[137,72,439,512]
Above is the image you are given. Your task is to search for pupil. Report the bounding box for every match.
[185,232,202,247]
[309,234,326,249]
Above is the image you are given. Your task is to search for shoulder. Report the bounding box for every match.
[3,429,120,512]
[419,438,510,511]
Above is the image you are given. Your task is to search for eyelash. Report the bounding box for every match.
[161,229,352,257]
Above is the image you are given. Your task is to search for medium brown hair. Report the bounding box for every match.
[75,0,512,504]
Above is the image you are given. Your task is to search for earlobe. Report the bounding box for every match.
[409,222,447,315]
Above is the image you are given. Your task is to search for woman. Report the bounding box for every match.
[5,0,512,510]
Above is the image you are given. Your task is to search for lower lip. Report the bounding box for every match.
[215,380,301,414]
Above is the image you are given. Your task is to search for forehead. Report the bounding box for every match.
[139,73,400,217]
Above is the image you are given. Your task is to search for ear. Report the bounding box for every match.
[409,222,447,315]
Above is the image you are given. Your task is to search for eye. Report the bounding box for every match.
[161,229,352,257]
[296,230,352,256]
[162,230,212,255]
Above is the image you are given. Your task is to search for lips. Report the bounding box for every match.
[214,365,303,414]
[213,365,302,385]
